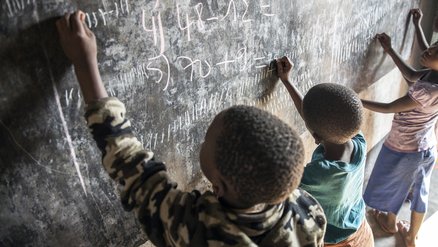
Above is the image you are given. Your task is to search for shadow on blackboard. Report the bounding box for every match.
[352,40,386,93]
[400,11,413,56]
[0,16,70,172]
[353,11,412,93]
[256,61,279,102]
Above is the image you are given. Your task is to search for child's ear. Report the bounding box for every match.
[311,132,322,144]
[214,179,227,198]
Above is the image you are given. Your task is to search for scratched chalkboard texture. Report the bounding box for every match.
[0,0,418,246]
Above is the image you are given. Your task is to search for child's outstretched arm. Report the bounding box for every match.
[411,8,429,51]
[361,96,419,113]
[56,11,107,103]
[277,56,304,118]
[377,33,429,84]
[56,11,208,246]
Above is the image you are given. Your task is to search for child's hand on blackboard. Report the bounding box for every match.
[56,11,97,67]
[376,33,392,53]
[410,8,423,26]
[56,10,107,103]
[276,56,293,83]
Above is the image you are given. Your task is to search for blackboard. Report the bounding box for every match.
[0,0,418,246]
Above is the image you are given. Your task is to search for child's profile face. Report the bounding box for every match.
[199,111,246,207]
[420,44,438,70]
[199,113,224,196]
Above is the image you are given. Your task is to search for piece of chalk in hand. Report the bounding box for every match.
[269,60,277,71]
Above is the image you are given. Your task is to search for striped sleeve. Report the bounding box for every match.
[84,97,200,246]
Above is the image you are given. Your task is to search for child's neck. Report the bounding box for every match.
[220,197,268,213]
[322,140,354,162]
[424,69,438,83]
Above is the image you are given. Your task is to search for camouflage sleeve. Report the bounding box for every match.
[85,97,199,246]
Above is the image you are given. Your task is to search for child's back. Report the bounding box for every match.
[298,83,372,246]
[276,58,373,246]
[299,133,367,244]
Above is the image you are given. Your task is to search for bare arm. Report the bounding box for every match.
[361,95,419,113]
[411,9,429,51]
[276,56,304,118]
[57,11,208,246]
[377,33,428,84]
[56,11,108,104]
[386,48,429,84]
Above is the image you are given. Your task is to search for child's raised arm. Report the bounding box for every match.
[361,96,419,113]
[277,56,304,118]
[56,11,108,103]
[411,8,429,51]
[56,11,207,246]
[377,33,429,84]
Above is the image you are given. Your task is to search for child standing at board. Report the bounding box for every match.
[56,11,327,247]
[362,31,438,247]
[277,57,374,247]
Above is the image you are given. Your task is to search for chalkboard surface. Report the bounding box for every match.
[0,0,418,246]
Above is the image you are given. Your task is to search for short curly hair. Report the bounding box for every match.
[215,105,304,207]
[302,83,363,144]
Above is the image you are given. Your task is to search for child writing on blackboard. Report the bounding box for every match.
[361,30,438,247]
[277,57,374,247]
[56,11,327,247]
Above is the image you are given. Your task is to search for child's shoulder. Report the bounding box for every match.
[409,80,438,106]
[288,188,325,212]
[286,188,326,228]
[414,79,438,91]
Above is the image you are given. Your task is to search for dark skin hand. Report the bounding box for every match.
[410,8,429,51]
[56,11,108,104]
[276,56,304,118]
[376,33,429,84]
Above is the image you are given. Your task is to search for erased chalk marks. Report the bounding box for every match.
[0,119,71,175]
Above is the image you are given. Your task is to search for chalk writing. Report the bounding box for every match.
[260,0,275,17]
[3,0,35,17]
[142,10,165,54]
[177,56,212,82]
[85,0,130,28]
[57,0,416,154]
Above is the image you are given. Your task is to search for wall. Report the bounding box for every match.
[355,0,438,163]
[0,0,420,246]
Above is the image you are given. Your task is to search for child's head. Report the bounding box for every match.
[302,83,363,144]
[200,105,304,208]
[420,42,438,71]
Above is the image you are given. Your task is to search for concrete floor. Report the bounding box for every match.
[365,140,438,247]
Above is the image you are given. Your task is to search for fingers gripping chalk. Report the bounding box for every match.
[269,60,278,72]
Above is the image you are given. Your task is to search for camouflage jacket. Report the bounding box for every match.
[85,97,326,247]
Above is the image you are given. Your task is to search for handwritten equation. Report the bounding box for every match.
[108,45,278,92]
[2,0,417,152]
[84,1,275,53]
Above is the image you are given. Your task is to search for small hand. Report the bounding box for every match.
[276,56,294,82]
[56,11,97,66]
[410,8,423,26]
[376,33,392,52]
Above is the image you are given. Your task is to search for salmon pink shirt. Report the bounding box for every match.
[385,80,438,152]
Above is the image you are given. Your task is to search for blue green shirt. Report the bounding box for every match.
[300,133,366,244]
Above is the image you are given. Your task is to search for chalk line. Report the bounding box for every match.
[41,47,88,196]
